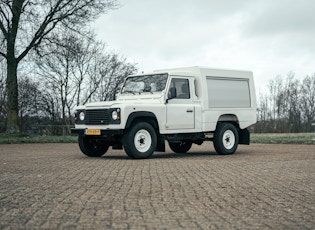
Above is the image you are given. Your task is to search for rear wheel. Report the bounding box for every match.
[123,122,157,159]
[213,123,239,155]
[169,141,192,153]
[78,135,109,157]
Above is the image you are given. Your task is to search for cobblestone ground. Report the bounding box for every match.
[0,143,314,229]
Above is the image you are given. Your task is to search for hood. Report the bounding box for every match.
[77,96,164,110]
[74,101,118,110]
[85,101,117,108]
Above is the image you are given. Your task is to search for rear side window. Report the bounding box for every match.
[207,77,250,108]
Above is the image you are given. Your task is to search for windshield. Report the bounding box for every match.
[121,74,168,94]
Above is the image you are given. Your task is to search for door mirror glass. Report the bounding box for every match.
[169,87,177,99]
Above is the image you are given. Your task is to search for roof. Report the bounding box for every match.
[153,66,253,79]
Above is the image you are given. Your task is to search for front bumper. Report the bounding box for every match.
[71,128,124,136]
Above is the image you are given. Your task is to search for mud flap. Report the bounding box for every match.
[155,136,165,152]
[238,128,250,145]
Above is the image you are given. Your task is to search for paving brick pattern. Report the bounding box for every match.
[0,143,314,229]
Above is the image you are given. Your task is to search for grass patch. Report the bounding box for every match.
[251,133,315,145]
[0,133,77,144]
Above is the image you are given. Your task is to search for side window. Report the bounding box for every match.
[168,78,190,99]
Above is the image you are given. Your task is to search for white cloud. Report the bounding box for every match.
[244,0,315,35]
[93,0,315,92]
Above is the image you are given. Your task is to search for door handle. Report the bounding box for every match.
[186,109,193,113]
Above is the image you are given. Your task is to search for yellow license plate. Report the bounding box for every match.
[85,129,101,135]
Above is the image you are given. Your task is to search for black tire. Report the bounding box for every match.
[169,141,192,153]
[123,122,157,159]
[213,123,239,155]
[78,135,109,157]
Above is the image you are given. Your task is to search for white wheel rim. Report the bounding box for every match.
[134,129,152,153]
[222,130,235,150]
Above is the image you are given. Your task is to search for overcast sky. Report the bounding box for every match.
[93,0,315,92]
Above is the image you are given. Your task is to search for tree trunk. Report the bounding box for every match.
[4,0,24,133]
[6,58,19,133]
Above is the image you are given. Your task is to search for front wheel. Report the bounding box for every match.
[78,135,109,157]
[123,122,157,159]
[213,123,239,155]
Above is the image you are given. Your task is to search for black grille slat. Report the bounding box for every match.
[85,109,109,125]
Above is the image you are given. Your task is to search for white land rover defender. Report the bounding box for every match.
[71,66,256,159]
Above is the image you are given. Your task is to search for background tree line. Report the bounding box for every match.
[254,72,315,133]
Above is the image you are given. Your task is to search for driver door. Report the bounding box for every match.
[166,77,195,130]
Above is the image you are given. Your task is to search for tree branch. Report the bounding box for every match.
[0,7,9,39]
[0,50,7,58]
[17,0,107,62]
[7,0,24,57]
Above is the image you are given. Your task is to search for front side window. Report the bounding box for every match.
[168,78,190,99]
[121,74,168,94]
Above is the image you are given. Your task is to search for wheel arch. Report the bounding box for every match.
[217,114,240,128]
[125,111,160,131]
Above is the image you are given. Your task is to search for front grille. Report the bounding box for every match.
[85,109,109,125]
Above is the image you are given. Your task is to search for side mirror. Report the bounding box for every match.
[170,87,176,98]
[166,87,176,103]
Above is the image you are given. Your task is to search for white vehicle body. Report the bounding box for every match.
[72,66,256,158]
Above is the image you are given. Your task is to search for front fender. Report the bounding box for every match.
[125,111,159,130]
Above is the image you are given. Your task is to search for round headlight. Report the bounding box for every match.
[79,112,85,121]
[112,111,118,120]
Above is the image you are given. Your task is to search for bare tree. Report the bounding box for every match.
[0,60,6,131]
[300,74,315,132]
[36,30,137,128]
[90,53,137,102]
[282,73,301,132]
[35,31,79,127]
[256,72,314,133]
[256,92,272,133]
[266,75,285,132]
[18,77,42,132]
[0,0,117,133]
[15,75,63,134]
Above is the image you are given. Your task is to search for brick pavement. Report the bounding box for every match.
[0,143,314,229]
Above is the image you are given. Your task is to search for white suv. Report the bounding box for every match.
[72,66,257,159]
